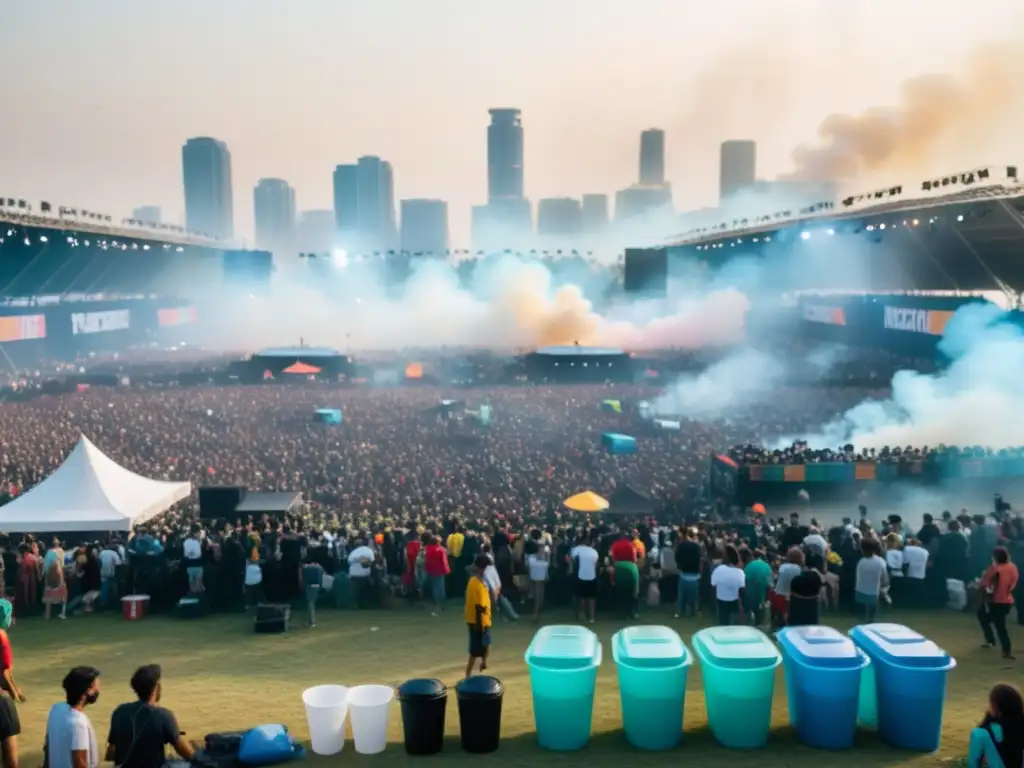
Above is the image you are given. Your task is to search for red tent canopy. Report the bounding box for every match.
[282,361,321,375]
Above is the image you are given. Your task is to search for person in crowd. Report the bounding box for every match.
[402,527,422,604]
[803,526,828,560]
[480,545,517,621]
[902,536,930,608]
[916,513,941,549]
[525,532,550,622]
[711,544,746,626]
[243,552,263,610]
[569,533,599,625]
[183,525,204,594]
[15,543,39,617]
[884,532,905,604]
[44,666,101,768]
[464,555,492,678]
[422,533,450,616]
[741,548,772,627]
[98,541,122,610]
[347,536,376,609]
[787,551,824,627]
[0,684,18,768]
[106,664,196,768]
[674,527,702,619]
[979,547,1019,662]
[610,532,640,620]
[969,683,1024,768]
[42,541,67,621]
[855,537,889,622]
[0,601,24,705]
[300,552,325,628]
[772,547,804,627]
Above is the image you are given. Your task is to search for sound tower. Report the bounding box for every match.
[623,247,668,297]
[198,485,246,521]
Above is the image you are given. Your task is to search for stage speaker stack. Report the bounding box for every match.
[198,486,246,521]
[623,247,668,298]
[254,603,290,634]
[177,596,206,620]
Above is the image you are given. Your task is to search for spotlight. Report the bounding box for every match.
[764,236,771,242]
[957,214,964,222]
[23,237,30,246]
[39,235,48,243]
[912,219,919,227]
[866,225,875,232]
[800,231,810,240]
[827,228,835,236]
[879,223,886,230]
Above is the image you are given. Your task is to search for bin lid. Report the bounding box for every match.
[398,678,446,700]
[455,675,503,698]
[525,624,600,670]
[612,625,690,669]
[849,623,953,669]
[692,625,780,670]
[778,625,861,668]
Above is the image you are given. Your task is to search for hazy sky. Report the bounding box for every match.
[2,0,1023,247]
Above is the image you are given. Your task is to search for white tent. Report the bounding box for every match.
[0,436,191,532]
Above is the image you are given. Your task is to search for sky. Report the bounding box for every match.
[1,0,1023,248]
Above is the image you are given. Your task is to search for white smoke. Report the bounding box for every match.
[652,348,785,419]
[801,302,1024,449]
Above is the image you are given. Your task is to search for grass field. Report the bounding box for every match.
[8,605,1016,767]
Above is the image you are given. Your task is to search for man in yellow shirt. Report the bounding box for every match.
[464,555,492,678]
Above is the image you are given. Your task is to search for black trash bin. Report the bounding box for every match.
[455,675,503,753]
[398,678,448,755]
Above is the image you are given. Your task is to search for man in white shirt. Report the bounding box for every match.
[902,537,930,607]
[482,551,518,621]
[802,527,828,560]
[98,543,122,609]
[710,548,746,625]
[183,529,204,594]
[45,666,101,768]
[526,545,551,621]
[347,538,376,608]
[569,536,600,624]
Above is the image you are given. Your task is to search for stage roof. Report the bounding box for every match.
[255,346,343,358]
[234,491,303,514]
[533,346,626,356]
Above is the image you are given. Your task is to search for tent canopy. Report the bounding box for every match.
[563,491,609,513]
[0,436,191,533]
[608,485,653,515]
[283,361,321,375]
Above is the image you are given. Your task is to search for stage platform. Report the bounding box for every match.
[519,346,634,383]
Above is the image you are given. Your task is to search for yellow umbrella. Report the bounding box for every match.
[562,491,610,513]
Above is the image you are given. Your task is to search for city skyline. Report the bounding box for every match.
[2,2,1021,247]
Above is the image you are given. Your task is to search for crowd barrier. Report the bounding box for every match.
[286,622,953,756]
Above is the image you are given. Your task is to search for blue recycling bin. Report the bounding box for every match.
[524,625,603,751]
[611,626,691,750]
[692,626,781,749]
[849,623,956,751]
[778,625,870,749]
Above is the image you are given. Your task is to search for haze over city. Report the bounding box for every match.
[2,0,1023,248]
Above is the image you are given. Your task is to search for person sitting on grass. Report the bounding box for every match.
[106,664,197,768]
[969,683,1023,768]
[464,555,492,679]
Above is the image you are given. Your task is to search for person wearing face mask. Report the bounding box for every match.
[44,666,101,768]
[105,664,196,768]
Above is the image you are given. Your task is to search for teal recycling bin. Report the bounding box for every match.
[524,625,603,751]
[850,623,956,751]
[612,625,691,750]
[692,626,781,749]
[778,625,870,749]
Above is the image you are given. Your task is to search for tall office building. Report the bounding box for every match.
[355,155,396,251]
[615,185,673,222]
[296,210,335,253]
[581,194,609,233]
[487,109,524,200]
[182,137,234,240]
[253,178,296,254]
[537,198,583,239]
[400,199,449,255]
[720,140,757,201]
[131,205,162,224]
[332,164,359,240]
[639,129,666,186]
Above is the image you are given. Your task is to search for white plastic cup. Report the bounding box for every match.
[302,685,350,755]
[347,684,394,755]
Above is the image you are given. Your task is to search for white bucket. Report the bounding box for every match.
[347,684,394,755]
[302,684,350,755]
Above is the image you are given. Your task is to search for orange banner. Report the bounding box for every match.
[783,465,806,483]
[0,314,46,342]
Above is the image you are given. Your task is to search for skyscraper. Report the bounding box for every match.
[182,137,234,240]
[720,140,757,201]
[487,109,524,200]
[400,199,449,255]
[131,205,162,224]
[253,178,296,254]
[356,155,396,251]
[332,164,359,240]
[639,129,666,186]
[581,194,609,233]
[537,198,583,239]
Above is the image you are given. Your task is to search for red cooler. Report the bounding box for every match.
[122,595,150,621]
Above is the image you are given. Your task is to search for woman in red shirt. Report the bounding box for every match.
[0,600,25,702]
[423,534,450,616]
[979,547,1019,661]
[402,530,422,602]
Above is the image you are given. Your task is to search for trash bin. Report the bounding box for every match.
[692,626,780,749]
[611,625,691,750]
[849,623,956,751]
[455,676,503,753]
[524,625,603,751]
[857,662,877,729]
[778,626,870,749]
[302,685,349,756]
[347,684,394,755]
[121,595,150,621]
[398,678,447,755]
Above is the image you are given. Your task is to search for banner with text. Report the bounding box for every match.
[71,309,131,336]
[0,314,47,343]
[157,306,198,327]
[883,306,954,336]
[802,305,847,325]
